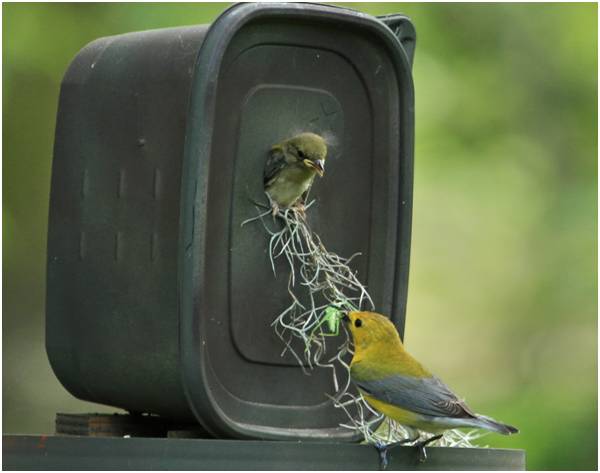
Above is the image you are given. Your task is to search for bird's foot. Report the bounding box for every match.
[374,441,391,471]
[374,437,419,470]
[271,203,280,218]
[292,201,306,216]
[414,434,443,463]
[260,192,279,218]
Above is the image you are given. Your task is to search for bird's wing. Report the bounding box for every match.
[264,148,287,187]
[352,367,476,419]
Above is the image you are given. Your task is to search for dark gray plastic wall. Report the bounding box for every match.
[47,3,415,440]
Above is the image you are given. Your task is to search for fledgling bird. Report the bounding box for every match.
[264,132,327,214]
[344,311,518,468]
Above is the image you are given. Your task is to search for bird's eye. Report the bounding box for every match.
[354,319,363,328]
[297,149,306,159]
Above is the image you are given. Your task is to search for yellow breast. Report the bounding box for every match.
[361,391,445,434]
[362,392,420,425]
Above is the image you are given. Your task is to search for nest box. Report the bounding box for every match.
[46,3,415,440]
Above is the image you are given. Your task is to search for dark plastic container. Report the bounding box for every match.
[46,2,415,440]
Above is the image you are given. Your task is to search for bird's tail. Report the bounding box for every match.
[472,414,519,435]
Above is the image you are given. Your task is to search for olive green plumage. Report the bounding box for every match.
[264,132,327,212]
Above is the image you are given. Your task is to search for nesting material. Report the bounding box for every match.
[242,200,372,384]
[243,200,484,450]
[333,391,485,448]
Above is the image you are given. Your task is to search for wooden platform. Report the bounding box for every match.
[55,413,207,438]
[2,414,525,470]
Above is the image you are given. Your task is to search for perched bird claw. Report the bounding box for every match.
[415,434,443,463]
[374,436,419,470]
[271,203,280,218]
[374,442,390,471]
[417,444,427,463]
[293,201,306,215]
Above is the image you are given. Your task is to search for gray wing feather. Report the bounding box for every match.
[355,374,476,419]
[264,149,287,187]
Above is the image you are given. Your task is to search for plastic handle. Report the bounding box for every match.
[377,14,416,68]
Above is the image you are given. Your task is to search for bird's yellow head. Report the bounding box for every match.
[273,132,327,177]
[344,311,403,353]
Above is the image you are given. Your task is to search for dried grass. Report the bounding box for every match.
[243,199,485,449]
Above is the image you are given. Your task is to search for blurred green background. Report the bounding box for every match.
[3,2,597,470]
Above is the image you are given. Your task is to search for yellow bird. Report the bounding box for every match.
[264,132,327,214]
[344,311,518,466]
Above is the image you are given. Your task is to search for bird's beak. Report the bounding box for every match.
[303,159,325,177]
[341,313,350,324]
